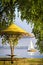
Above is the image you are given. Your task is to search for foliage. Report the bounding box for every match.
[32,21,43,53]
[0,0,16,30]
[17,0,43,23]
[1,34,21,47]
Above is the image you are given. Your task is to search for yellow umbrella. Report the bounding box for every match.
[1,23,34,37]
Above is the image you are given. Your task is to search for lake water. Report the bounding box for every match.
[0,47,43,58]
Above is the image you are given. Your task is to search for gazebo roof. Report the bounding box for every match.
[0,23,34,37]
[3,23,27,33]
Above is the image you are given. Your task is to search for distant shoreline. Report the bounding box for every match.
[0,46,28,49]
[0,57,43,60]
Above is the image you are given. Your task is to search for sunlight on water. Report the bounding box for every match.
[28,52,34,56]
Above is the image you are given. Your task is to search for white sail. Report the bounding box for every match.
[28,40,34,50]
[27,40,36,53]
[30,41,34,49]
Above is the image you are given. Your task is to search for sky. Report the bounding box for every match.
[0,8,37,47]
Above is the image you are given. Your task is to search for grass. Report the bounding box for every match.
[0,58,43,65]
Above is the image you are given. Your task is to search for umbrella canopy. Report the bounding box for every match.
[0,23,34,37]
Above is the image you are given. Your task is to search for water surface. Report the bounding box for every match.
[0,47,43,58]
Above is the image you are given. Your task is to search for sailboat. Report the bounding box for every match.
[27,40,36,52]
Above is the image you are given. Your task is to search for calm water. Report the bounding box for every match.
[0,47,43,58]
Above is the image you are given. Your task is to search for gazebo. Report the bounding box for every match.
[0,23,34,63]
[0,23,34,37]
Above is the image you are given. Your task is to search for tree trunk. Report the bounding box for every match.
[10,45,14,64]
